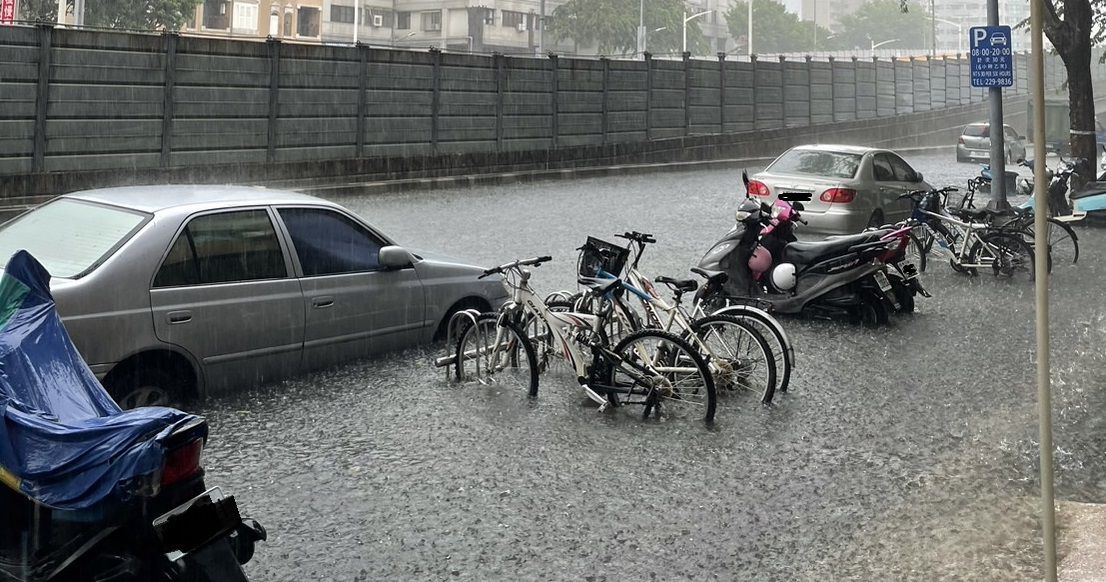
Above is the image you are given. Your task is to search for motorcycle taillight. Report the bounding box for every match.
[162,438,204,488]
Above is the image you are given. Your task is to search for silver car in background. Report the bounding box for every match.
[956,122,1027,163]
[748,144,931,235]
[0,185,508,408]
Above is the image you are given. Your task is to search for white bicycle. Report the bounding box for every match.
[555,234,784,405]
[441,256,718,422]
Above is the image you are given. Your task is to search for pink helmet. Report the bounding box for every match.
[748,244,774,276]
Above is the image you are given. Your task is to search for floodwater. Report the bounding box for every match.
[196,150,1106,580]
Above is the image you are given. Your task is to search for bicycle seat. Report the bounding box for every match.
[655,276,698,293]
[578,276,622,296]
[690,267,728,285]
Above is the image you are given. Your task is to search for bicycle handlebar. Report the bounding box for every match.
[479,256,553,279]
[617,231,657,244]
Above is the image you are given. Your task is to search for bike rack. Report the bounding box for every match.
[433,308,485,383]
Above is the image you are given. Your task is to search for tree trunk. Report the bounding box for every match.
[1059,38,1098,188]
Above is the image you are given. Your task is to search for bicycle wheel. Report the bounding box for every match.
[606,329,716,422]
[687,315,776,405]
[969,232,1041,282]
[454,314,539,397]
[712,305,793,393]
[905,231,928,273]
[1022,219,1078,266]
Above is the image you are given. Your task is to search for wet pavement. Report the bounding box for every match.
[197,149,1106,581]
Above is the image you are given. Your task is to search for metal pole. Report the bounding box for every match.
[683,9,687,55]
[1030,0,1056,578]
[637,0,645,57]
[930,0,936,58]
[540,0,546,53]
[747,0,753,56]
[987,0,1008,209]
[353,0,359,44]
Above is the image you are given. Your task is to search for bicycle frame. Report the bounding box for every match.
[486,264,703,410]
[917,208,1006,269]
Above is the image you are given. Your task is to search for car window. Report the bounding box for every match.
[886,154,918,182]
[963,125,989,137]
[767,149,862,179]
[153,210,287,287]
[1004,127,1019,140]
[872,155,895,181]
[0,198,148,279]
[278,208,384,276]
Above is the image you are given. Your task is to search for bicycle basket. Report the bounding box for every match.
[577,237,629,279]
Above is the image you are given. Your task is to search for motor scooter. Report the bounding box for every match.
[0,250,265,581]
[696,175,909,326]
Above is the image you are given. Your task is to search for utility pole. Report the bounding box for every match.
[747,0,753,56]
[637,0,645,57]
[987,0,1009,209]
[539,0,546,53]
[930,0,936,57]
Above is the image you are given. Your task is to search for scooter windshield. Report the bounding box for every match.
[0,250,198,510]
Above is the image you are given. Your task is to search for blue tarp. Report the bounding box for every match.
[0,250,199,510]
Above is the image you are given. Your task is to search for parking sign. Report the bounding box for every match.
[969,25,1014,88]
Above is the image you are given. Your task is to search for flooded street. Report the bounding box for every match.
[197,149,1106,580]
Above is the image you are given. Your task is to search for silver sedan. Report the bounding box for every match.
[749,144,932,235]
[0,185,508,408]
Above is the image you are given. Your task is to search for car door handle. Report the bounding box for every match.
[167,310,192,324]
[311,296,334,308]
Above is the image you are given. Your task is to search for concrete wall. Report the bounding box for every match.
[1,24,1101,197]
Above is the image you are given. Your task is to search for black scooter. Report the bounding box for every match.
[696,178,904,326]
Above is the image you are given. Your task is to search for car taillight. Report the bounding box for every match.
[162,438,204,487]
[747,180,770,197]
[820,188,857,203]
[958,136,965,145]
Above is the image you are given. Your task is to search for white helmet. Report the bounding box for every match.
[771,263,797,291]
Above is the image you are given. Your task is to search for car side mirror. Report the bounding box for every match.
[379,245,415,270]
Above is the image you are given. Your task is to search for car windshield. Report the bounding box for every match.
[963,125,989,137]
[768,149,862,179]
[0,199,148,279]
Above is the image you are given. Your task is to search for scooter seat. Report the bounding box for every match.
[655,276,698,293]
[1070,181,1106,200]
[784,233,871,265]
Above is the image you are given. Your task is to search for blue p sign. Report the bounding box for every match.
[969,25,1014,88]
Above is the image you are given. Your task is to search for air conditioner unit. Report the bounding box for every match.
[372,14,383,27]
[516,22,526,32]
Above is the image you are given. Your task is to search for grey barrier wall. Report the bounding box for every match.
[1,24,1102,186]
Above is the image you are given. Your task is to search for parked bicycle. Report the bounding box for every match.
[554,234,781,405]
[436,256,718,422]
[904,187,1045,280]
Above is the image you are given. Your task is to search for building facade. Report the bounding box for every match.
[182,0,324,42]
[318,0,563,54]
[930,0,1030,52]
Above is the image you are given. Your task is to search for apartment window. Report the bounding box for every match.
[202,0,229,30]
[284,8,293,36]
[502,10,524,29]
[483,8,494,25]
[331,4,354,24]
[297,6,320,36]
[396,11,410,29]
[269,8,278,35]
[232,2,258,33]
[363,8,392,27]
[421,10,440,32]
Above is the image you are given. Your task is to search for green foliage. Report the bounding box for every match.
[546,0,706,56]
[85,0,199,30]
[18,0,59,22]
[724,0,835,54]
[18,0,198,29]
[832,0,929,51]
